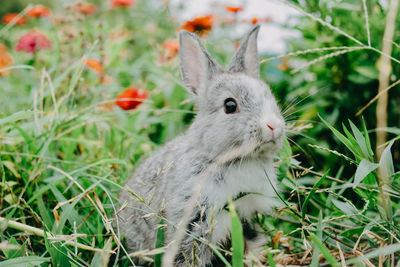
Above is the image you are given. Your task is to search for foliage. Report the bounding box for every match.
[0,0,399,266]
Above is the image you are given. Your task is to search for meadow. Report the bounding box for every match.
[0,0,399,266]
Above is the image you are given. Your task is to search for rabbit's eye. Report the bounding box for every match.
[224,98,238,114]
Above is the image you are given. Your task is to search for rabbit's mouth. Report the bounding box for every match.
[253,137,283,156]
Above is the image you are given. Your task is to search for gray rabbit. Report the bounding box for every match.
[116,25,285,266]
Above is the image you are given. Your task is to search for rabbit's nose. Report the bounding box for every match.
[267,124,275,139]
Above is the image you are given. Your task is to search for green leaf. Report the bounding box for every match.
[378,141,394,179]
[280,137,292,160]
[342,124,363,160]
[0,256,50,267]
[228,200,244,267]
[361,118,374,157]
[331,199,357,215]
[353,159,378,186]
[319,115,355,157]
[301,173,327,220]
[0,111,31,126]
[310,234,340,267]
[346,243,400,265]
[266,250,276,267]
[154,220,165,267]
[349,120,370,158]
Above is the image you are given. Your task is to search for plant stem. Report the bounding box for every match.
[0,216,114,254]
[376,0,398,159]
[375,0,398,223]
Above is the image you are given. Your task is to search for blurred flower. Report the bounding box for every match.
[226,6,243,13]
[221,17,235,25]
[2,13,26,25]
[111,0,134,7]
[116,87,147,110]
[84,58,104,74]
[180,15,214,36]
[0,44,13,76]
[101,75,112,84]
[277,57,289,71]
[15,31,51,53]
[163,39,179,61]
[74,2,97,15]
[244,17,271,24]
[27,5,50,18]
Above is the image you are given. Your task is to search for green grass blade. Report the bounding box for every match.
[310,234,340,267]
[266,249,276,267]
[0,256,50,267]
[301,173,327,220]
[154,220,165,267]
[349,120,370,158]
[318,115,356,158]
[346,243,400,265]
[228,200,244,267]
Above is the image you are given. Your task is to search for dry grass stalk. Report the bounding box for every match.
[0,216,114,254]
[375,0,399,159]
[375,0,398,228]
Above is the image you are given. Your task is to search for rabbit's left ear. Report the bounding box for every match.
[178,31,223,95]
[228,25,260,78]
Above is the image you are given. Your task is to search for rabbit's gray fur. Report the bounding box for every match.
[117,25,285,266]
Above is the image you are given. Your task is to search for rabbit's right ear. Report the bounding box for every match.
[178,31,223,95]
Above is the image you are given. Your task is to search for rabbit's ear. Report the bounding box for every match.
[178,31,223,95]
[228,25,260,78]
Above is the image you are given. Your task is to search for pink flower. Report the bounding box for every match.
[16,31,51,53]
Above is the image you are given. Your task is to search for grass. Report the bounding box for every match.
[1,0,400,266]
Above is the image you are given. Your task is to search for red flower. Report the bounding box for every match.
[226,6,243,13]
[0,44,13,76]
[2,13,26,25]
[74,2,97,15]
[16,31,51,53]
[111,0,134,7]
[162,39,179,61]
[116,87,147,110]
[180,15,214,36]
[84,58,104,74]
[27,5,50,18]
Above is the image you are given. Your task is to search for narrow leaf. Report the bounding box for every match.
[228,201,244,267]
[353,159,378,186]
[310,234,340,267]
[301,173,327,220]
[378,141,394,178]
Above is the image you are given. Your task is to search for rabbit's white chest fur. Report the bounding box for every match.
[203,160,279,243]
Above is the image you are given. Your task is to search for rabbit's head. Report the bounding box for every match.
[179,26,284,160]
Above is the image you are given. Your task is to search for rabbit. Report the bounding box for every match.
[116,25,285,267]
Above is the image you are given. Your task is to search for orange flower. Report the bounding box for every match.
[163,39,179,61]
[226,6,243,13]
[180,15,214,36]
[101,75,112,84]
[111,0,134,7]
[0,44,13,76]
[251,17,258,24]
[116,87,147,110]
[2,13,26,25]
[85,58,104,74]
[27,5,50,18]
[74,2,97,15]
[243,17,271,24]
